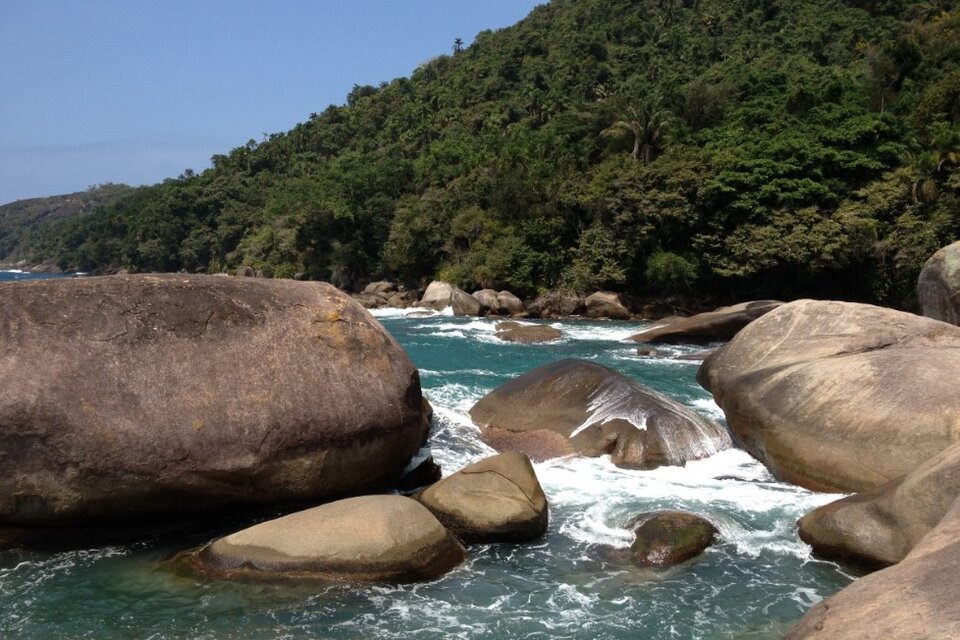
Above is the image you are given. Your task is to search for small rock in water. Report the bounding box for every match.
[418,452,548,543]
[494,321,562,344]
[193,495,465,583]
[629,511,717,568]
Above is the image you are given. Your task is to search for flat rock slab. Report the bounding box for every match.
[470,359,729,469]
[632,300,781,344]
[194,495,465,583]
[0,274,429,527]
[698,299,960,493]
[418,452,548,543]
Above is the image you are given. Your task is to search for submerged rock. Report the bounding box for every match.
[494,321,562,344]
[0,274,430,527]
[418,280,481,316]
[698,300,960,493]
[632,300,781,344]
[798,440,960,568]
[194,496,465,583]
[785,498,960,640]
[418,452,548,543]
[629,511,717,568]
[470,359,730,469]
[918,240,960,325]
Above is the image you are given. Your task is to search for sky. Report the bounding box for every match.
[0,1,543,205]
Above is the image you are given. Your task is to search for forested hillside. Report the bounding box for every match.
[15,0,960,308]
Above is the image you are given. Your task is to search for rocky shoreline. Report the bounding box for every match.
[2,239,959,638]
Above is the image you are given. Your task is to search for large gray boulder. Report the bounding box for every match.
[798,440,960,568]
[0,274,430,526]
[497,291,525,316]
[193,495,465,583]
[786,498,960,640]
[418,280,481,316]
[418,452,548,543]
[698,300,960,493]
[470,359,730,469]
[472,289,501,314]
[585,291,631,320]
[918,240,960,325]
[632,300,781,344]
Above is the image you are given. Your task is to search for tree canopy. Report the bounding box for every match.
[11,0,960,309]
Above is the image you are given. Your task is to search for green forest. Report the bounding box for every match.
[10,0,960,308]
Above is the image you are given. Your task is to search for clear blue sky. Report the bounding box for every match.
[0,1,543,205]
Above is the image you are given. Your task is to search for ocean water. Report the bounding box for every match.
[0,302,854,639]
[0,270,75,282]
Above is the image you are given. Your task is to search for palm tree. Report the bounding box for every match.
[601,92,671,163]
[452,37,464,55]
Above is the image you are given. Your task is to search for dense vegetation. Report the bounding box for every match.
[11,0,960,308]
[0,183,131,267]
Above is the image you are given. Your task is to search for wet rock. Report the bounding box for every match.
[918,240,960,326]
[470,359,730,469]
[629,511,717,568]
[397,456,443,494]
[632,300,781,344]
[698,299,960,492]
[798,440,960,568]
[418,452,548,543]
[785,498,960,640]
[194,496,465,583]
[0,274,430,527]
[585,291,631,320]
[494,321,562,344]
[418,280,481,316]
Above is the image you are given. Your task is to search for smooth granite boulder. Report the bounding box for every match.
[585,291,632,320]
[0,274,430,526]
[494,321,562,344]
[798,440,960,568]
[629,511,717,568]
[472,289,501,314]
[363,281,397,295]
[632,300,781,344]
[918,240,960,325]
[470,359,730,469]
[418,452,548,543]
[497,291,525,316]
[698,300,960,492]
[786,498,960,640]
[418,280,481,316]
[194,495,465,583]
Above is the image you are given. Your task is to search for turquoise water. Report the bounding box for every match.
[0,303,854,639]
[0,270,74,282]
